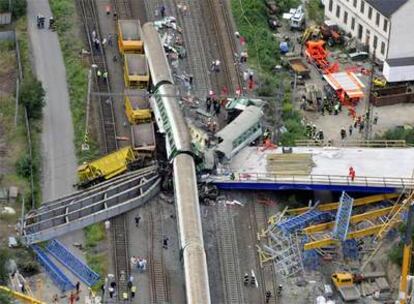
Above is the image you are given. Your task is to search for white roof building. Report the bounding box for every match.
[325,0,414,81]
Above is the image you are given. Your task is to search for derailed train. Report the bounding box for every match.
[142,22,211,304]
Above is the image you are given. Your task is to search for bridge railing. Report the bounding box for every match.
[226,172,414,189]
[294,139,408,148]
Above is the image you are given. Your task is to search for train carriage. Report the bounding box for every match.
[117,19,144,54]
[124,89,151,124]
[123,53,150,89]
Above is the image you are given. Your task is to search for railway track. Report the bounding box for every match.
[78,1,130,301]
[205,0,244,93]
[215,203,245,304]
[113,0,132,19]
[249,202,279,304]
[78,0,118,154]
[148,207,170,303]
[111,216,130,300]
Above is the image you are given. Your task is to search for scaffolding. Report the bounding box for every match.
[277,209,331,234]
[333,192,354,241]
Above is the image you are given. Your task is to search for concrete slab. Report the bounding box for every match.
[227,146,414,179]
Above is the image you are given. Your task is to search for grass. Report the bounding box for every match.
[231,0,306,145]
[85,223,106,248]
[306,0,325,25]
[49,0,99,163]
[84,223,107,291]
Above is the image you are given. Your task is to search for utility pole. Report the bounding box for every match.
[82,69,92,151]
[364,47,376,140]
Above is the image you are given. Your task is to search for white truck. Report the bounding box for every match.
[283,5,306,30]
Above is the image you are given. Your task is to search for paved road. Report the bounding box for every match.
[27,1,88,301]
[27,0,77,201]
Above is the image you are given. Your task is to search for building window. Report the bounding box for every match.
[360,0,365,14]
[365,29,370,45]
[373,35,378,49]
[383,19,388,32]
[351,17,355,30]
[353,0,357,8]
[329,0,333,11]
[376,12,380,26]
[368,6,372,19]
[358,24,363,39]
[344,11,348,24]
[381,41,385,54]
[336,4,341,18]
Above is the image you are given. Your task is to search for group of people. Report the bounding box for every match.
[131,256,147,272]
[305,123,324,142]
[340,111,379,139]
[100,275,136,300]
[91,30,113,53]
[205,94,222,116]
[36,15,55,30]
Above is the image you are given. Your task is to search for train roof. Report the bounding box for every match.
[142,22,173,87]
[124,54,148,76]
[125,89,149,109]
[118,19,142,40]
[215,106,263,159]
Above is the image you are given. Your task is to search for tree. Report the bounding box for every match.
[20,77,45,120]
[0,249,10,285]
[0,0,27,18]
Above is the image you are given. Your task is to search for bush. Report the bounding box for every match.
[380,127,414,145]
[16,153,33,178]
[0,0,27,18]
[20,77,45,120]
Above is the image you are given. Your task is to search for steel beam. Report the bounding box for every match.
[304,206,395,234]
[288,193,398,215]
[304,221,402,250]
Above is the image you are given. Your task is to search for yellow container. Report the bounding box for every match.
[117,20,144,54]
[124,89,151,124]
[123,54,150,89]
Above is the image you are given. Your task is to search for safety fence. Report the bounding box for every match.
[295,139,408,148]
[223,172,414,189]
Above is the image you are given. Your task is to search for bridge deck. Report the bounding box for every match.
[211,147,414,192]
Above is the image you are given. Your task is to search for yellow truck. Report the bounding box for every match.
[76,146,144,188]
[331,272,361,302]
